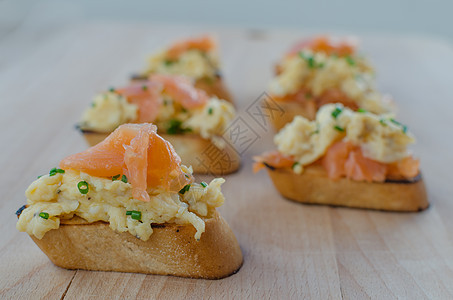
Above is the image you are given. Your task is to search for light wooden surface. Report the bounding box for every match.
[1,22,453,299]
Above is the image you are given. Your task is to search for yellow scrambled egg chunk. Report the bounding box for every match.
[275,104,415,167]
[269,50,393,114]
[145,49,219,80]
[17,170,225,241]
[79,92,138,132]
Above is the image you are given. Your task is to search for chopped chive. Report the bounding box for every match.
[317,62,325,68]
[37,175,44,179]
[345,56,356,66]
[112,174,121,181]
[307,56,316,68]
[357,108,367,113]
[91,102,96,108]
[379,119,387,126]
[179,184,191,194]
[39,212,49,220]
[121,175,128,183]
[77,181,89,194]
[310,129,319,136]
[298,52,316,69]
[126,210,141,221]
[200,182,208,188]
[208,107,213,115]
[164,60,174,66]
[292,162,300,169]
[181,107,188,113]
[334,125,345,132]
[49,168,65,177]
[142,85,148,91]
[185,174,190,178]
[331,107,343,119]
[109,87,115,92]
[390,118,408,133]
[15,205,28,217]
[166,119,191,134]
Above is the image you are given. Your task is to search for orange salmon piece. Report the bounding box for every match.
[60,124,190,201]
[116,81,162,123]
[149,74,209,109]
[287,36,356,57]
[166,35,216,60]
[253,151,295,173]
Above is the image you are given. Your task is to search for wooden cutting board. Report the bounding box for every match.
[1,22,453,299]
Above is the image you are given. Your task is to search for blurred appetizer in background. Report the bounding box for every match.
[16,124,243,279]
[269,36,394,129]
[254,103,428,212]
[78,74,239,175]
[134,35,233,103]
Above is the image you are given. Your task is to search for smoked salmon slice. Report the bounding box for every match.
[116,81,162,123]
[149,74,209,109]
[322,141,418,182]
[60,124,191,201]
[253,151,295,173]
[287,36,356,57]
[166,35,216,60]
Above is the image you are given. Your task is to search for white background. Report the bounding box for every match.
[1,0,453,42]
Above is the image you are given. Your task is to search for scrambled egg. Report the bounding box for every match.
[275,104,415,167]
[80,92,235,146]
[17,170,225,241]
[79,92,138,133]
[145,49,219,80]
[269,50,392,114]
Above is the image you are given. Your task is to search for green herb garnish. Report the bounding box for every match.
[121,175,128,183]
[292,162,300,169]
[142,85,148,91]
[37,175,44,179]
[126,210,142,221]
[77,181,89,194]
[208,107,213,115]
[200,182,208,188]
[109,87,115,92]
[49,168,65,177]
[39,212,49,219]
[334,125,345,132]
[390,118,408,133]
[112,174,121,181]
[379,119,387,126]
[331,107,343,119]
[164,60,175,66]
[179,184,191,194]
[166,119,191,135]
[345,56,355,66]
[357,108,367,113]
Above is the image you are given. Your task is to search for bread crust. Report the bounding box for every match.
[194,76,234,104]
[265,164,429,212]
[30,211,243,279]
[80,131,240,175]
[269,100,316,131]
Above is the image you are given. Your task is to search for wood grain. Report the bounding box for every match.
[1,20,453,299]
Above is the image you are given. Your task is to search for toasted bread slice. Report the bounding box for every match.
[80,130,240,175]
[194,76,234,104]
[265,164,429,212]
[269,100,316,131]
[29,212,243,279]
